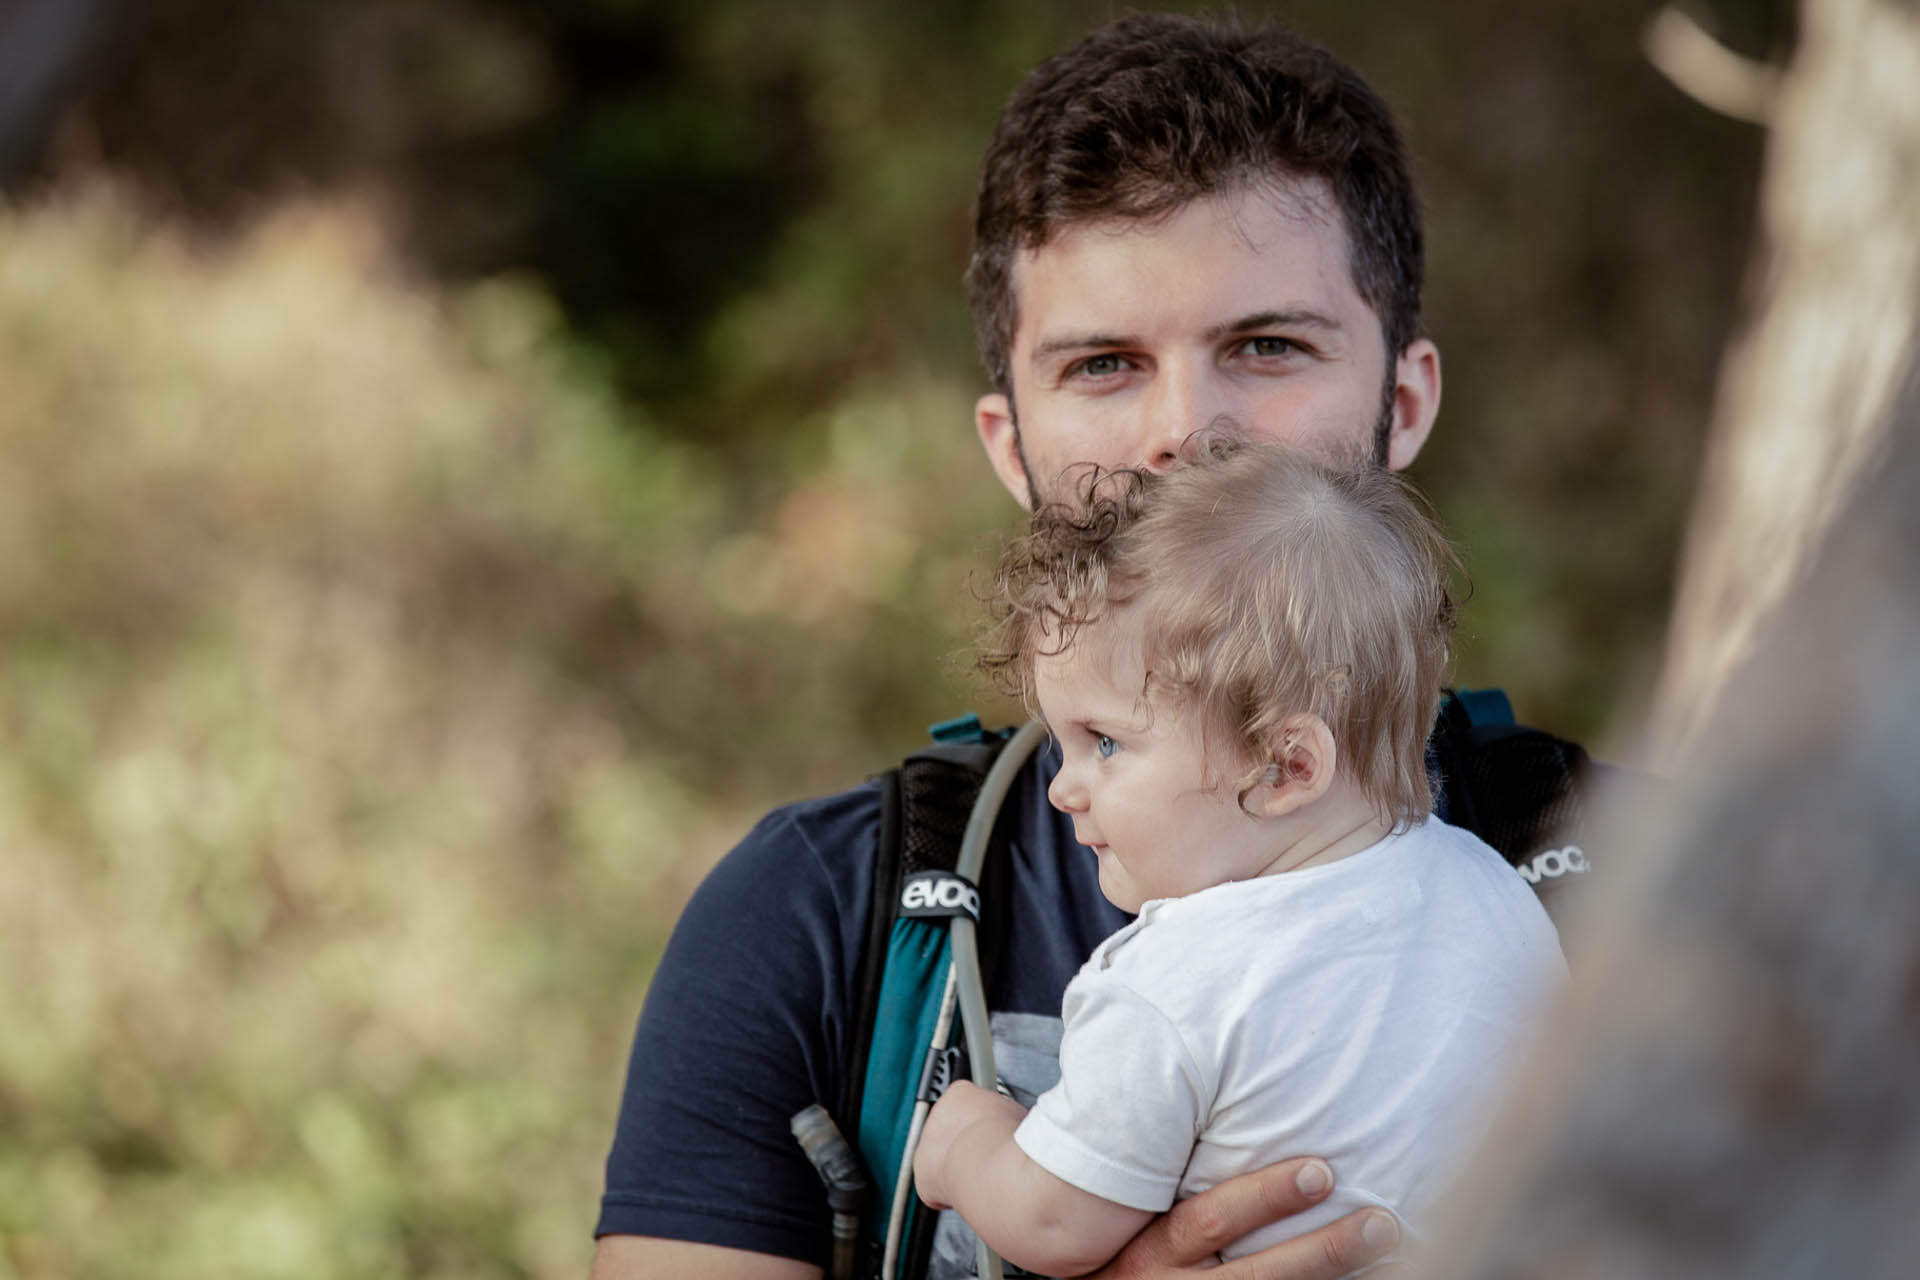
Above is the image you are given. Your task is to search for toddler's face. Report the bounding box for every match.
[1036,619,1284,911]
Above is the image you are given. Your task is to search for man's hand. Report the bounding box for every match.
[1084,1158,1403,1280]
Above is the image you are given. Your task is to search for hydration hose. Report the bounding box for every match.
[946,719,1049,1280]
[792,1104,869,1280]
[800,719,1049,1280]
[881,967,960,1278]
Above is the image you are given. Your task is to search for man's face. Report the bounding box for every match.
[976,181,1441,508]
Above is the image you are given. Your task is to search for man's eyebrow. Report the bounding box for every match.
[1029,332,1137,365]
[1027,310,1345,366]
[1205,309,1343,341]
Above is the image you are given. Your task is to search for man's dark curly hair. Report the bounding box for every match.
[967,12,1424,399]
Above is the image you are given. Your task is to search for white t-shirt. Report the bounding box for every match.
[1013,818,1566,1256]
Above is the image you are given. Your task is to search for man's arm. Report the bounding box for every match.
[914,1081,1153,1277]
[594,801,876,1265]
[587,1165,1401,1280]
[588,1238,820,1280]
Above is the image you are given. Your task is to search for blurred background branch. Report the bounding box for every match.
[1647,0,1920,765]
[1643,5,1783,123]
[1430,2,1920,1270]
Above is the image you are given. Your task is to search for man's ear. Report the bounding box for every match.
[975,392,1035,511]
[1253,714,1338,818]
[1383,338,1442,472]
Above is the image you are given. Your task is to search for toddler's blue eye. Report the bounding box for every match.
[1096,735,1116,758]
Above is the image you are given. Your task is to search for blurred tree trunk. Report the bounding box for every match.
[1425,1,1920,1275]
[1644,0,1920,768]
[0,0,125,184]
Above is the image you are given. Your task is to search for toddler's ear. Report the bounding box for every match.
[1254,714,1337,818]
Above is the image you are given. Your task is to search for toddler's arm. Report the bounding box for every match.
[913,1080,1153,1278]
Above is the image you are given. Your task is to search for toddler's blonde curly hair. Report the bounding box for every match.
[978,441,1458,828]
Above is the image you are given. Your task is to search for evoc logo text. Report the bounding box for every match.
[1517,845,1588,884]
[900,872,981,923]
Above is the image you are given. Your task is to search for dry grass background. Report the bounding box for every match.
[0,190,1006,1278]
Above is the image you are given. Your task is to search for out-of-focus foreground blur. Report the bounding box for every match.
[0,1,1786,1276]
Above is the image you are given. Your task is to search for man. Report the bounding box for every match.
[594,14,1471,1279]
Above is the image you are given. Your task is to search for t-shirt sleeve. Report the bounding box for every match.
[594,792,875,1264]
[1013,967,1210,1212]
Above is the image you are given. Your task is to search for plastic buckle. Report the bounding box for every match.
[917,1044,970,1105]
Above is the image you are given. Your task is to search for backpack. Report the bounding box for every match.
[1428,687,1610,926]
[825,692,1601,1280]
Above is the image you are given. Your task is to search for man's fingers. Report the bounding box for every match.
[1089,1159,1404,1280]
[1215,1207,1402,1280]
[1137,1158,1338,1266]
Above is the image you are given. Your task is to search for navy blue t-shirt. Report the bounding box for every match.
[595,740,1128,1266]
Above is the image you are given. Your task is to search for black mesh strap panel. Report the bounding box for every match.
[1453,725,1593,864]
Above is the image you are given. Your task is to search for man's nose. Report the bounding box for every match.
[1140,363,1239,471]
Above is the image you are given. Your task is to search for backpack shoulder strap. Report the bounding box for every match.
[1433,687,1612,924]
[1434,687,1588,857]
[842,720,1014,1116]
[1436,690,1658,932]
[840,717,1023,1278]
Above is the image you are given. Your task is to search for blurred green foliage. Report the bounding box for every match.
[34,0,1789,740]
[0,193,1004,1276]
[2,0,1788,1274]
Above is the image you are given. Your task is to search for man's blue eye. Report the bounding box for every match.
[1096,735,1117,758]
[1246,337,1294,356]
[1079,355,1125,377]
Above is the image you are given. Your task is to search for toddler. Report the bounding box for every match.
[911,443,1566,1276]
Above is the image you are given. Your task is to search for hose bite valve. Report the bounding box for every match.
[791,1104,870,1280]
